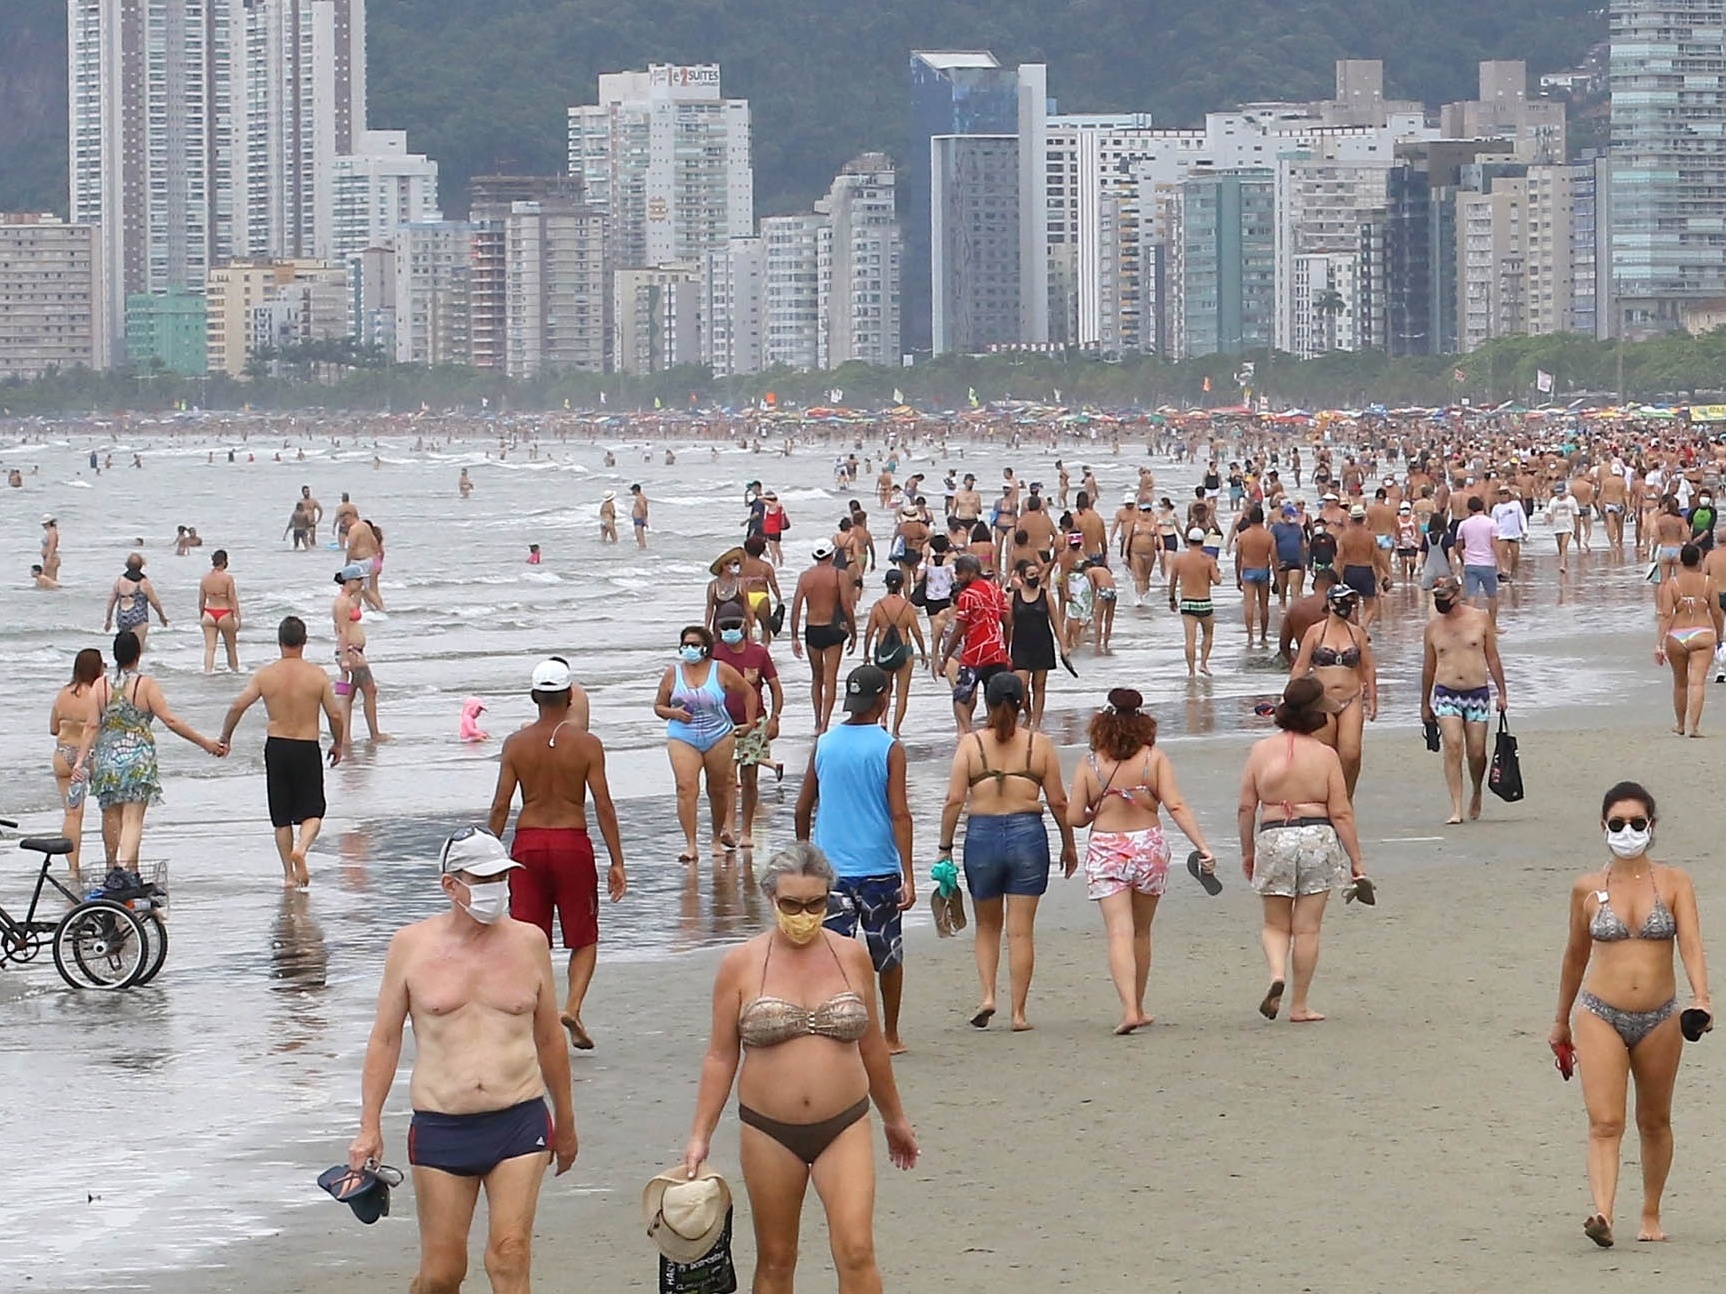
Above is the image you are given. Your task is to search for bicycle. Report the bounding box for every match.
[0,819,167,990]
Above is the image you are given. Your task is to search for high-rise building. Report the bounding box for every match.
[70,0,221,349]
[816,153,901,369]
[504,196,607,378]
[704,236,765,377]
[567,64,752,273]
[327,131,440,261]
[1610,0,1726,331]
[0,215,107,377]
[760,215,824,371]
[1273,156,1393,357]
[930,135,1023,354]
[1167,168,1275,358]
[612,263,703,374]
[1439,61,1567,163]
[390,221,478,366]
[908,52,1047,354]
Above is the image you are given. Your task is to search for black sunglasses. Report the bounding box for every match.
[775,895,829,917]
[1607,816,1650,834]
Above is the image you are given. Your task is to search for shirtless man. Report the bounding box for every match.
[598,491,618,543]
[348,829,577,1294]
[1168,527,1222,676]
[630,484,649,548]
[1074,491,1108,563]
[1278,568,1338,662]
[1335,506,1382,631]
[284,501,313,550]
[789,544,856,733]
[1569,472,1596,552]
[952,474,982,530]
[332,492,359,548]
[1420,575,1509,824]
[1366,490,1398,590]
[488,658,627,1052]
[218,616,344,887]
[1109,491,1139,560]
[299,485,324,544]
[1598,467,1629,548]
[199,549,243,673]
[1234,506,1276,648]
[344,516,385,611]
[1018,494,1058,558]
[458,469,473,500]
[31,564,57,589]
[40,515,60,581]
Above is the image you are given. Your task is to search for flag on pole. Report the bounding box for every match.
[563,398,571,410]
[1053,388,1062,403]
[1536,369,1554,394]
[892,388,904,404]
[654,396,663,410]
[1452,368,1466,383]
[968,387,980,408]
[599,390,607,405]
[1202,376,1211,393]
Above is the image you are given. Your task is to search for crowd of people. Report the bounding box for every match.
[26,418,1725,1286]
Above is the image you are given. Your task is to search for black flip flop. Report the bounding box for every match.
[1344,876,1377,906]
[1059,652,1079,678]
[317,1161,403,1225]
[1682,1008,1712,1042]
[1186,850,1222,896]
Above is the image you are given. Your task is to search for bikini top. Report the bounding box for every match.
[1090,750,1159,808]
[968,730,1042,789]
[1311,627,1361,669]
[1591,882,1677,942]
[738,939,868,1048]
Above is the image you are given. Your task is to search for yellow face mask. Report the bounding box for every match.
[775,909,825,946]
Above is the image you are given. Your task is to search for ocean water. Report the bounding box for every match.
[0,418,1649,1287]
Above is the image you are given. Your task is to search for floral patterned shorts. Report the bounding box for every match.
[1084,827,1171,899]
[1251,823,1347,898]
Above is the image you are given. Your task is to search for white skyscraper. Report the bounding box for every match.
[567,64,753,271]
[328,131,440,260]
[816,153,901,368]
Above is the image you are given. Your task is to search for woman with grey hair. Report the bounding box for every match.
[683,842,918,1290]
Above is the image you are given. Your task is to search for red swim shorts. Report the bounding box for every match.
[508,827,599,950]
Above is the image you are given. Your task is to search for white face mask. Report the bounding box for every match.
[458,878,511,924]
[1605,825,1652,860]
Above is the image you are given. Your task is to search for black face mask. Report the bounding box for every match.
[1025,577,1040,588]
[1433,595,1458,614]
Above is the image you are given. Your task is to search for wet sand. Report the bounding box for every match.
[157,621,1726,1294]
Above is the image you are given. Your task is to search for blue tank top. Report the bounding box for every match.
[811,722,899,879]
[666,663,731,746]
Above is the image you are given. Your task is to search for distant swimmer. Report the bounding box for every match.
[459,468,473,499]
[348,829,577,1293]
[332,492,359,547]
[527,544,542,565]
[217,615,344,888]
[32,565,58,590]
[198,549,243,673]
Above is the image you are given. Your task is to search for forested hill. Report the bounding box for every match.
[1,0,1603,219]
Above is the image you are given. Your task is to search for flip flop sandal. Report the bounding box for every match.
[1186,850,1223,896]
[1344,876,1377,906]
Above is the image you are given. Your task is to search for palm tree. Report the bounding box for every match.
[1313,289,1347,355]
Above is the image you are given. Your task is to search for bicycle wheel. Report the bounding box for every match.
[52,901,148,990]
[133,910,169,986]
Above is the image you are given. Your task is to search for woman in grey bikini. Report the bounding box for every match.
[682,843,917,1291]
[1550,781,1710,1249]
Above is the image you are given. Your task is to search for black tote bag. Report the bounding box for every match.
[1488,713,1524,803]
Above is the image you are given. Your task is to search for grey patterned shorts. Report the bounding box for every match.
[1251,824,1348,898]
[733,722,773,768]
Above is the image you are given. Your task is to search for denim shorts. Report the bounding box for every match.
[962,811,1050,900]
[1463,564,1499,598]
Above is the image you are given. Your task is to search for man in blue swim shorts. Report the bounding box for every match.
[349,829,577,1294]
[1420,576,1509,824]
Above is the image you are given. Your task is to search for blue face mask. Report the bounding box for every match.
[679,645,706,664]
[720,629,745,646]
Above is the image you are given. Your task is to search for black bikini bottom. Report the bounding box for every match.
[739,1097,869,1165]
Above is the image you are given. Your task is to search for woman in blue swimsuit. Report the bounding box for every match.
[655,625,755,862]
[1551,781,1711,1249]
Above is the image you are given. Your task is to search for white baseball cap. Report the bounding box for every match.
[438,827,521,877]
[1187,526,1207,542]
[530,656,575,693]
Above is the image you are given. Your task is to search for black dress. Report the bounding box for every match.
[1010,587,1057,672]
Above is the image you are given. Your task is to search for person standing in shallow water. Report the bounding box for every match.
[199,549,242,673]
[1550,781,1710,1249]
